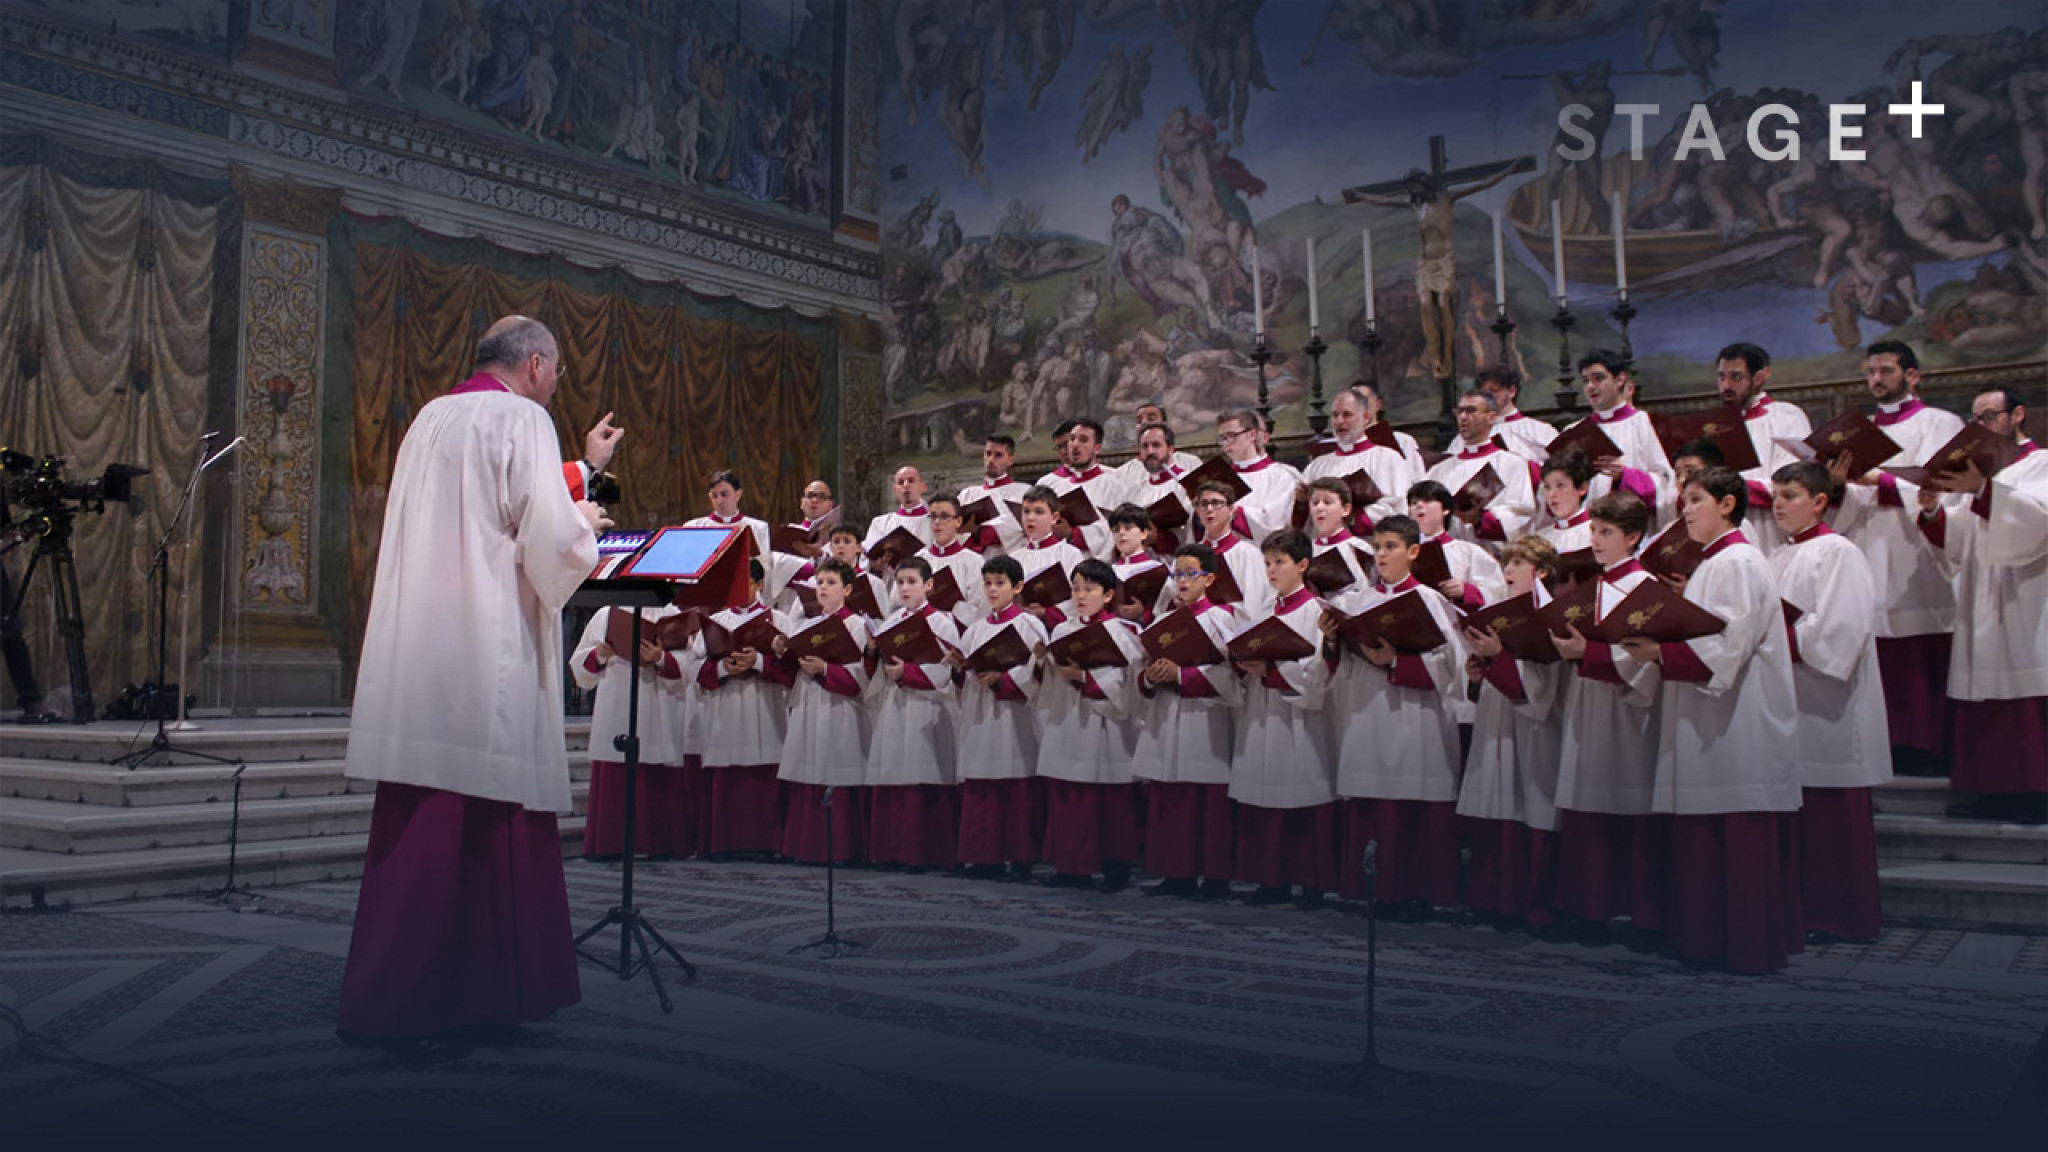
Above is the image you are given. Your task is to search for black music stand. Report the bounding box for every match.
[568,577,696,1012]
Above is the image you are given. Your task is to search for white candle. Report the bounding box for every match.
[1361,228,1375,323]
[1611,192,1627,295]
[1306,237,1319,331]
[1250,237,1265,336]
[1550,199,1567,303]
[1491,211,1506,310]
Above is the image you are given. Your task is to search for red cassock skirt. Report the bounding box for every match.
[1461,816,1557,924]
[338,782,580,1038]
[957,777,1043,867]
[1233,802,1339,891]
[583,760,697,859]
[1040,780,1140,876]
[1665,810,1805,975]
[781,782,867,864]
[1950,697,2048,794]
[1337,798,1461,906]
[1142,781,1234,882]
[867,784,960,869]
[1798,786,1883,942]
[1875,634,1953,758]
[702,763,784,855]
[1552,809,1668,930]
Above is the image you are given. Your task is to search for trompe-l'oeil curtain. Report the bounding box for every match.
[348,242,824,663]
[0,155,218,716]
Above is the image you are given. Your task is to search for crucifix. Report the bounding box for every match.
[1344,136,1534,436]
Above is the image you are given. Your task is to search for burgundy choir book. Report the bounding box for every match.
[1047,621,1131,669]
[1332,590,1447,654]
[1225,616,1319,663]
[784,614,863,666]
[871,611,947,665]
[1141,607,1225,666]
[965,625,1034,673]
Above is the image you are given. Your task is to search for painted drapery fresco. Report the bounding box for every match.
[879,0,2048,470]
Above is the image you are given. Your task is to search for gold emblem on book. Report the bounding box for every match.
[1625,603,1665,629]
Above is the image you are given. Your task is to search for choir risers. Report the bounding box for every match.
[1878,862,2048,931]
[1875,812,2048,867]
[0,757,374,808]
[1871,775,1950,818]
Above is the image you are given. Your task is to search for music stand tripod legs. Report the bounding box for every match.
[790,785,863,959]
[572,611,695,1012]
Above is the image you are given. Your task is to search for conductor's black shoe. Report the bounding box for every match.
[1144,877,1197,898]
[1242,885,1292,906]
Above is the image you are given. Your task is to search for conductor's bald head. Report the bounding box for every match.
[475,316,561,405]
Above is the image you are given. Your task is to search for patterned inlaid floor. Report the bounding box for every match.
[3,859,2044,1149]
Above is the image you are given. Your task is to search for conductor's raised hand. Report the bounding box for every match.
[584,412,623,472]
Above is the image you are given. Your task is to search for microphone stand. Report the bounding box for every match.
[114,437,244,770]
[791,785,862,959]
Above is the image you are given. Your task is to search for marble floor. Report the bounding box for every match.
[3,859,2045,1150]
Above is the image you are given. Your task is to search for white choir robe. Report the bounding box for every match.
[1035,616,1144,784]
[1566,405,1675,528]
[765,515,836,616]
[1537,512,1593,558]
[777,560,890,624]
[1228,589,1337,809]
[1736,395,1814,555]
[1130,600,1241,784]
[776,611,874,788]
[1041,463,1128,559]
[1112,551,1172,621]
[1769,526,1891,789]
[1228,454,1306,545]
[1200,531,1278,620]
[691,603,798,767]
[1831,399,1967,639]
[1648,532,1802,816]
[569,607,691,767]
[1935,446,2048,702]
[1304,440,1410,530]
[685,513,776,596]
[1457,601,1568,833]
[863,504,935,555]
[957,608,1050,780]
[346,388,597,814]
[1015,534,1089,626]
[863,604,965,786]
[1329,578,1470,804]
[1425,533,1505,723]
[1555,564,1663,815]
[960,476,1032,555]
[1495,410,1558,463]
[920,540,989,630]
[1111,450,1203,500]
[1426,441,1539,547]
[1387,426,1427,481]
[1125,463,1195,550]
[1310,532,1373,602]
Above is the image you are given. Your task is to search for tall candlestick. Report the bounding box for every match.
[1361,228,1375,323]
[1491,211,1506,308]
[1612,193,1627,295]
[1306,237,1319,331]
[1250,237,1264,336]
[1550,199,1567,303]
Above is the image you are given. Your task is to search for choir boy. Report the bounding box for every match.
[955,555,1050,878]
[1040,419,1125,559]
[1108,503,1169,621]
[1715,342,1812,554]
[1456,536,1566,932]
[774,559,873,865]
[1917,390,2048,824]
[1562,349,1674,518]
[1228,531,1339,909]
[1424,390,1538,545]
[1405,480,1508,613]
[1305,478,1373,592]
[1191,479,1276,617]
[686,469,775,592]
[863,465,935,553]
[1331,515,1471,919]
[1769,461,1891,941]
[865,556,966,869]
[1477,368,1558,463]
[692,559,797,858]
[1217,409,1304,544]
[919,495,988,629]
[570,603,693,859]
[1035,559,1145,890]
[961,435,1032,554]
[1549,492,1666,946]
[1014,485,1088,626]
[1536,450,1594,557]
[780,524,887,620]
[1303,387,1409,532]
[1831,342,1966,777]
[1628,466,1803,974]
[1131,543,1241,899]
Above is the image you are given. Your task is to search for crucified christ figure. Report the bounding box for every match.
[1344,136,1534,383]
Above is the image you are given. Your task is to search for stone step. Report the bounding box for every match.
[1872,775,1951,817]
[1878,859,2048,931]
[0,719,591,766]
[0,781,591,854]
[0,818,588,909]
[0,754,592,808]
[1876,813,2048,866]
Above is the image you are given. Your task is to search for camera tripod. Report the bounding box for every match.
[2,515,96,723]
